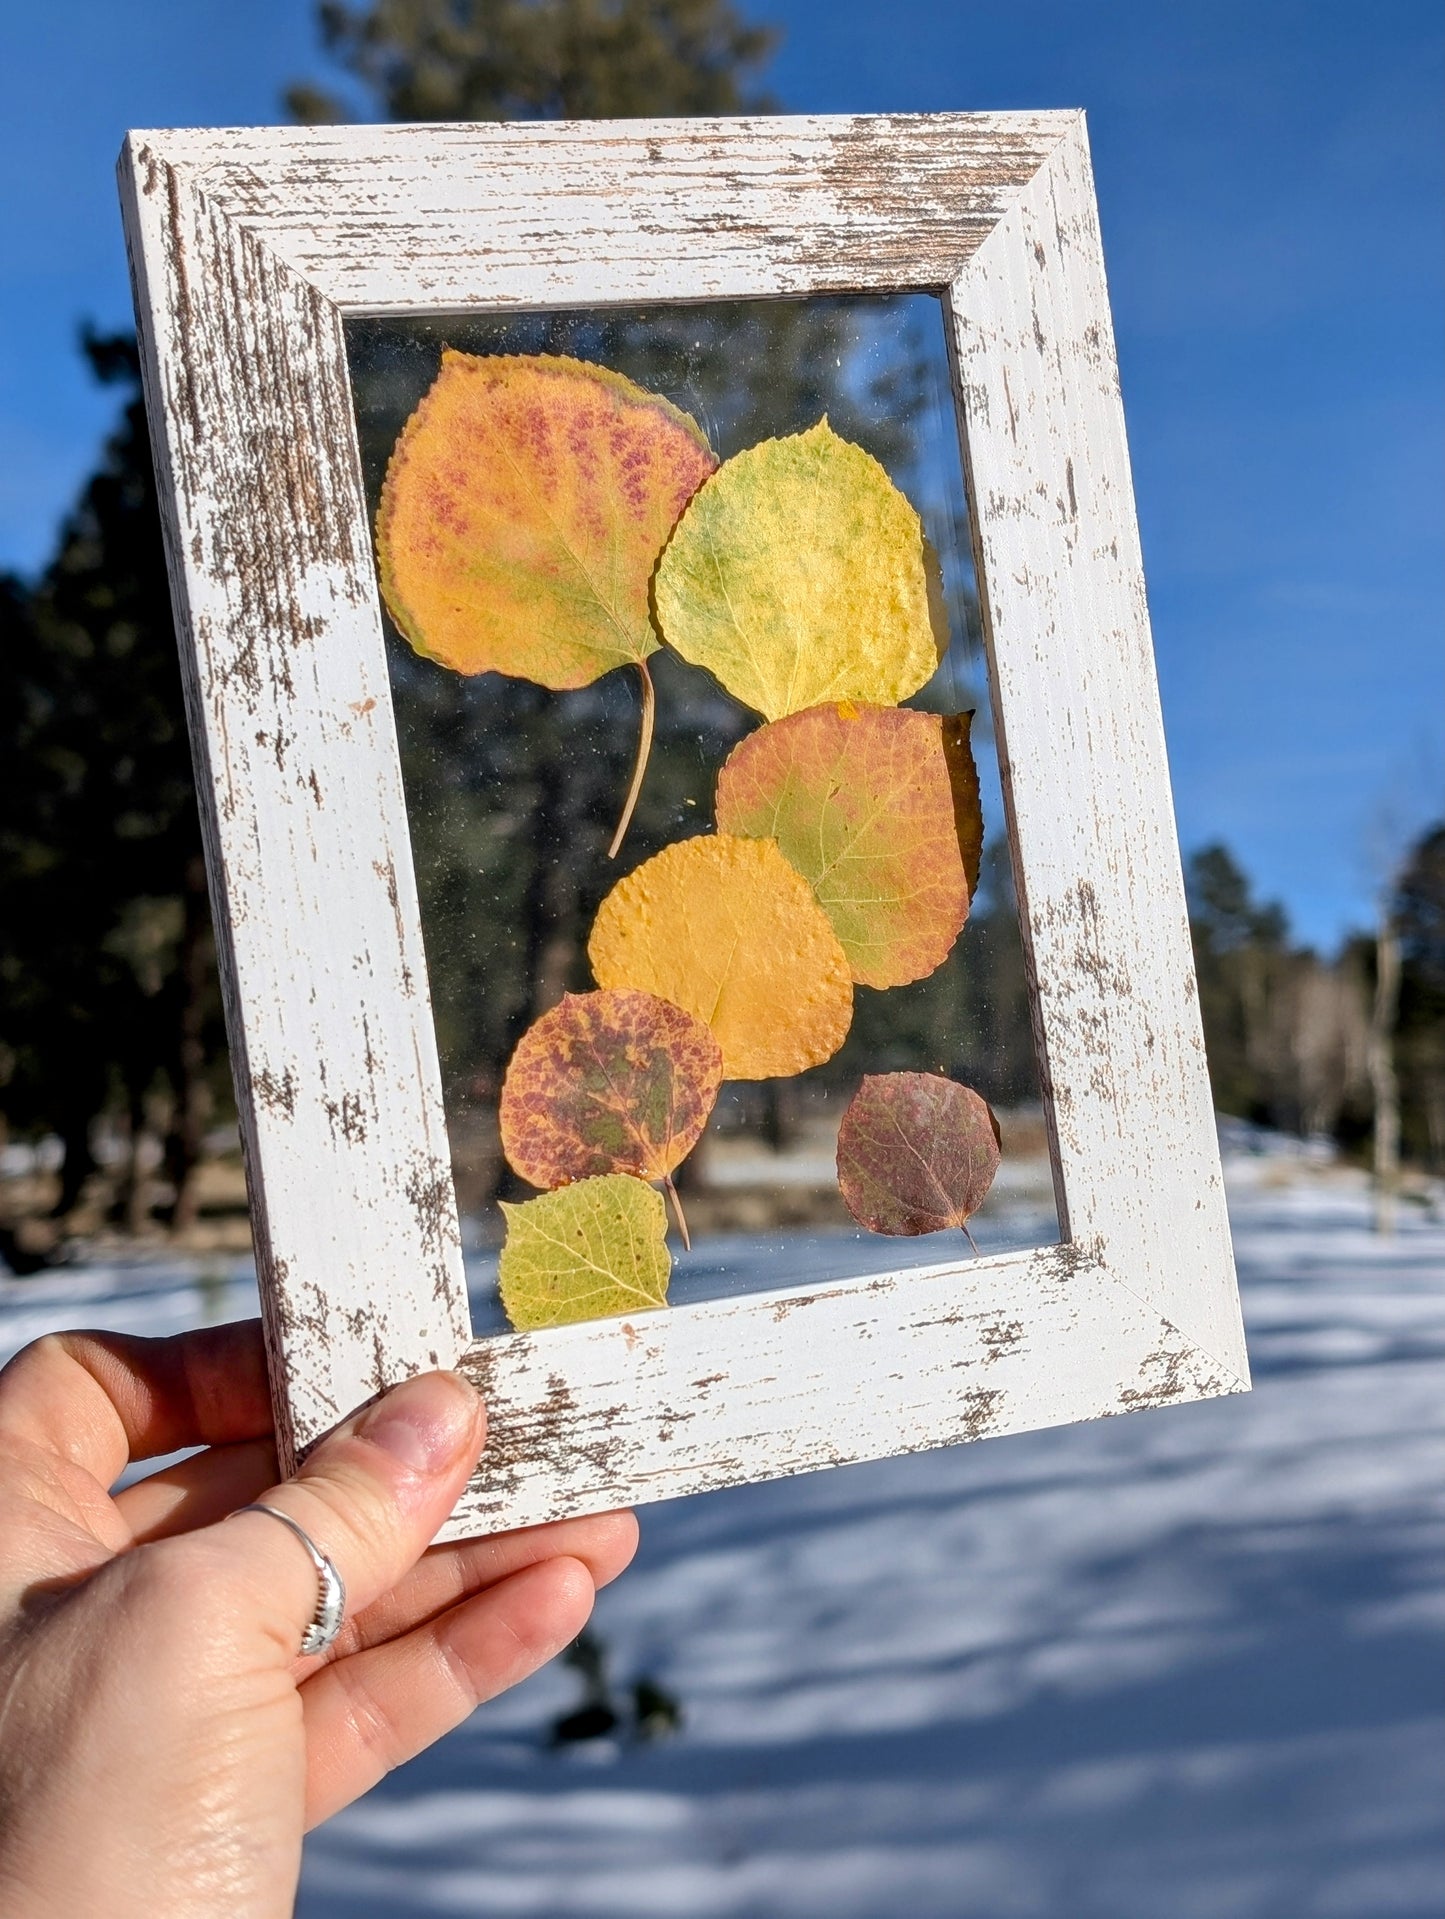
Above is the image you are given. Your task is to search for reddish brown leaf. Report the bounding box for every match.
[941,710,984,901]
[500,990,722,1196]
[836,1071,1001,1236]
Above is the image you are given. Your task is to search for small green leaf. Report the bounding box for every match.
[498,1174,671,1331]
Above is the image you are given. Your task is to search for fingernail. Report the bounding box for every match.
[357,1371,481,1475]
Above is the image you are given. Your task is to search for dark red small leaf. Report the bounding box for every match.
[836,1071,1001,1236]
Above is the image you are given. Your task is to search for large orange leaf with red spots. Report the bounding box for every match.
[377,350,715,688]
[377,351,716,854]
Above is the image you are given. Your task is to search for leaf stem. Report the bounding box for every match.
[663,1173,691,1251]
[607,656,656,861]
[962,1222,979,1256]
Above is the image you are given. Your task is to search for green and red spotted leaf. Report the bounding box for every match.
[836,1071,1001,1237]
[499,989,722,1244]
[715,702,982,988]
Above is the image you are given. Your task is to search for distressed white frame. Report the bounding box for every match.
[119,112,1248,1541]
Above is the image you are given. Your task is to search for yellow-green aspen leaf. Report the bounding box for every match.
[653,419,946,720]
[498,1174,671,1331]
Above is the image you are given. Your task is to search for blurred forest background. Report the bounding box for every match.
[1,0,1441,1266]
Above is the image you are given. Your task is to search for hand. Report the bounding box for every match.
[0,1320,637,1917]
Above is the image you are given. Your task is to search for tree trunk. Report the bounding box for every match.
[164,853,211,1234]
[760,1080,795,1153]
[52,1112,95,1219]
[489,729,575,1205]
[116,1079,153,1234]
[1368,912,1402,1236]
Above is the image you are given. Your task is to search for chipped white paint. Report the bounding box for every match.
[118,112,1247,1535]
[946,126,1244,1370]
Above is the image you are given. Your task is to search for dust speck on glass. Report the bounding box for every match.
[343,294,1060,1339]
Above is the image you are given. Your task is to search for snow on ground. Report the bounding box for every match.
[3,1160,1443,1918]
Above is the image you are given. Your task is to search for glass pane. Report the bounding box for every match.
[344,295,1059,1339]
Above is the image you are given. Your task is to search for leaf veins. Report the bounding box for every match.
[498,1174,671,1331]
[836,1072,1001,1237]
[715,702,982,988]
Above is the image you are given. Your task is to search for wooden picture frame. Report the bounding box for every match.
[118,111,1248,1542]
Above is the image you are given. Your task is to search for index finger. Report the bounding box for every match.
[0,1321,272,1486]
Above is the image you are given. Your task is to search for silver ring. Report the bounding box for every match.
[230,1503,346,1656]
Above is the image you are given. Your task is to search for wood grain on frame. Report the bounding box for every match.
[118,113,1247,1535]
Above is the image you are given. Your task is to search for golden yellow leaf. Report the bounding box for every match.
[652,419,946,721]
[377,350,715,688]
[587,834,853,1080]
[498,1174,670,1331]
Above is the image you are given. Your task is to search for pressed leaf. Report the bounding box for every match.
[499,988,722,1224]
[498,1174,670,1331]
[588,834,853,1080]
[652,419,947,721]
[715,702,981,988]
[836,1072,1001,1236]
[377,352,716,854]
[378,350,715,688]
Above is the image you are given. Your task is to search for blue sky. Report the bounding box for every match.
[2,1,1440,948]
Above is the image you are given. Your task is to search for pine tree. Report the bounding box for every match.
[0,335,222,1226]
[1394,822,1445,1169]
[1,3,786,1245]
[286,0,777,124]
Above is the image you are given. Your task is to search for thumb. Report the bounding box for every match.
[200,1370,486,1664]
